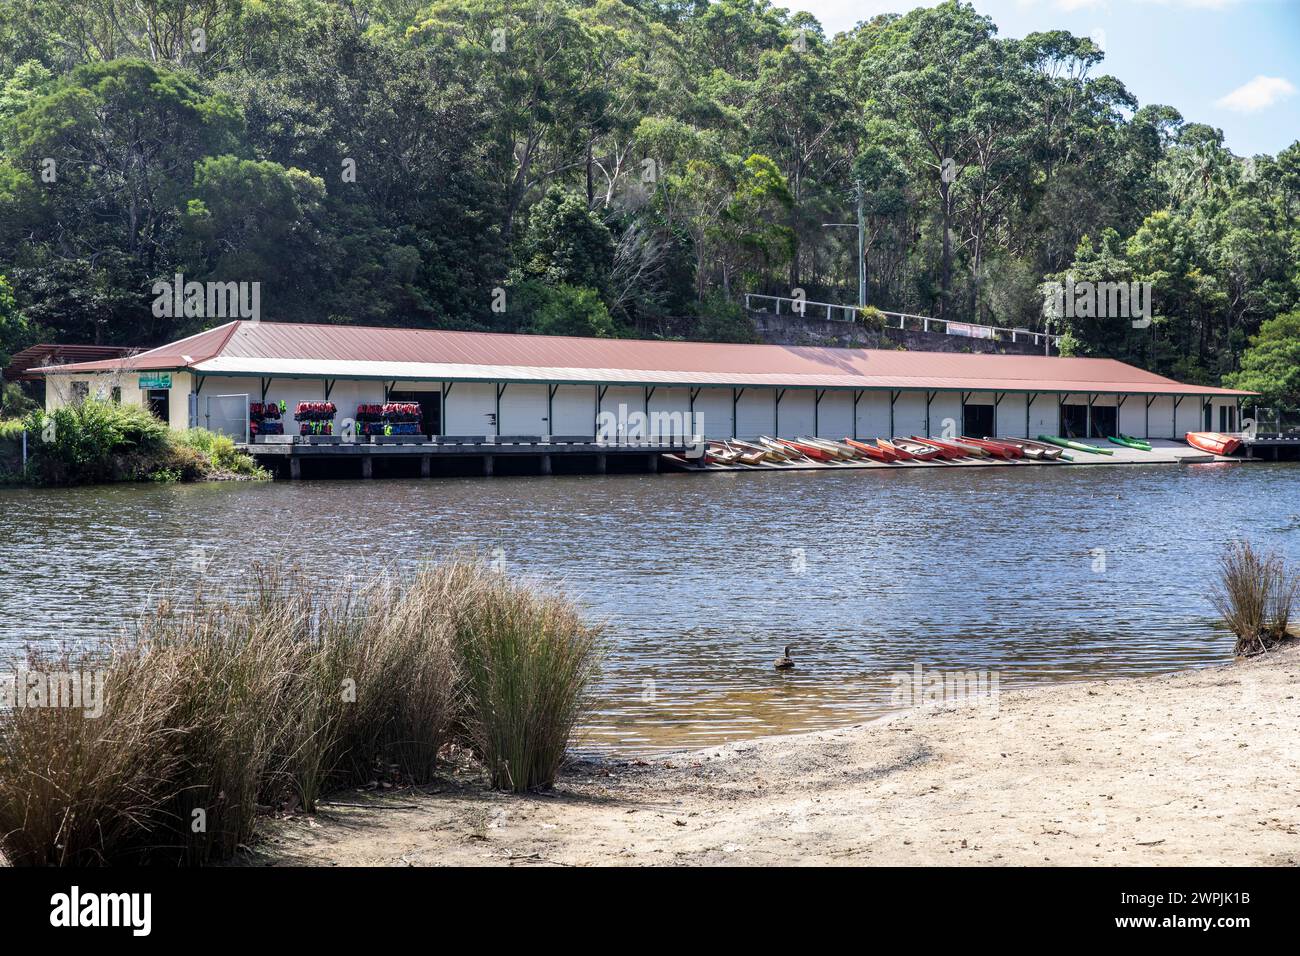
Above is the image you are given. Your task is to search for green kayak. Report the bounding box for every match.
[1037,435,1115,455]
[1107,434,1152,451]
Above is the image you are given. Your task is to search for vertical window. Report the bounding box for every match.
[110,387,122,405]
[70,381,89,403]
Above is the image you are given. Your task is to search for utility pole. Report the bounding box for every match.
[856,180,865,308]
[822,179,866,309]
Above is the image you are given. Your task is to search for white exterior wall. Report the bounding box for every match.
[855,391,891,439]
[1027,395,1057,437]
[647,386,692,440]
[445,382,496,436]
[996,392,1027,438]
[777,389,815,439]
[817,391,854,439]
[598,385,642,420]
[735,387,776,439]
[498,383,548,435]
[46,369,195,432]
[1119,397,1147,439]
[930,392,963,438]
[42,365,1230,448]
[46,371,144,414]
[1147,396,1175,439]
[891,391,927,437]
[551,385,596,437]
[694,387,733,439]
[1209,397,1239,432]
[1175,397,1201,439]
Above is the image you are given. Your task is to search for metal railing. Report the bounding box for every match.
[744,293,1060,350]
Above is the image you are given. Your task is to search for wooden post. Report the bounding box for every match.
[289,457,301,480]
[420,456,431,478]
[360,456,373,479]
[594,453,606,474]
[539,454,551,475]
[483,454,494,477]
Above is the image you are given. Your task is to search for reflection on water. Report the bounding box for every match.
[2,463,1297,753]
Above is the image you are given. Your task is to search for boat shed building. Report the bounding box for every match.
[35,320,1251,444]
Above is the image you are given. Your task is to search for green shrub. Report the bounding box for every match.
[22,399,169,484]
[450,566,603,793]
[694,293,758,343]
[176,427,264,476]
[856,304,887,332]
[16,403,265,485]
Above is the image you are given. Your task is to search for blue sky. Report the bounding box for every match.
[795,0,1299,157]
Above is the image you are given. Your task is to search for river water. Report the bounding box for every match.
[2,462,1297,752]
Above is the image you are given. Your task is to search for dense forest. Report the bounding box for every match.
[0,0,1297,412]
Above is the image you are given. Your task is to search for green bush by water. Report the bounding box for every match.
[5,400,264,484]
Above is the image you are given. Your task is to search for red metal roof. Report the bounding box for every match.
[33,320,1253,396]
[3,343,139,381]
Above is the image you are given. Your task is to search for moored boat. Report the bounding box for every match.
[888,437,943,461]
[798,436,858,460]
[913,436,987,458]
[906,436,968,460]
[843,438,897,462]
[1185,432,1242,456]
[1107,434,1152,451]
[774,437,836,461]
[961,436,1022,459]
[1000,437,1064,460]
[1037,435,1114,455]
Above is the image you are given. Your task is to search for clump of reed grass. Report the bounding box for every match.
[1211,540,1299,657]
[0,557,601,865]
[0,646,183,865]
[450,565,603,793]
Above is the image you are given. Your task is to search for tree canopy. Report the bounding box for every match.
[0,0,1294,393]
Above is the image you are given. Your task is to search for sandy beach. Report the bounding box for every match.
[260,641,1300,867]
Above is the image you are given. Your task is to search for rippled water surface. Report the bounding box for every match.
[3,462,1298,752]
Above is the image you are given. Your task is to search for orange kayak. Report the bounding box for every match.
[1185,432,1242,456]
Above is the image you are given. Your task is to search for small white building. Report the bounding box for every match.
[36,320,1250,443]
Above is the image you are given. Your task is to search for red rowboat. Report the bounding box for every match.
[776,438,836,461]
[875,438,913,461]
[844,438,896,462]
[910,436,979,459]
[888,437,944,461]
[1185,432,1242,456]
[961,436,1022,459]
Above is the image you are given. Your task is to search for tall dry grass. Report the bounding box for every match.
[0,559,600,866]
[452,570,603,793]
[1211,540,1300,657]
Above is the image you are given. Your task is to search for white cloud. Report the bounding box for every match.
[1215,75,1297,113]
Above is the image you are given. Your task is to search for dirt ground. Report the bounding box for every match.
[261,643,1300,866]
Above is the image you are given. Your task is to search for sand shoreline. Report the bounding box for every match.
[262,644,1300,866]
